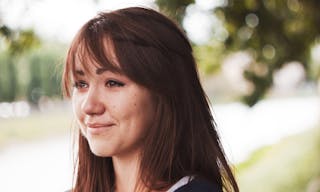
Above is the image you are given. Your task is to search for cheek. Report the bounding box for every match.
[131,93,155,127]
[72,94,84,120]
[72,96,87,135]
[109,91,134,113]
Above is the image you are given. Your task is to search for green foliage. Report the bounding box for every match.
[215,0,320,105]
[156,0,195,24]
[0,26,40,56]
[0,25,40,102]
[193,41,225,74]
[155,0,320,105]
[237,127,320,192]
[26,48,64,105]
[0,41,65,104]
[0,25,11,38]
[0,52,15,101]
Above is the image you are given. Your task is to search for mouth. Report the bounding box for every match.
[86,122,115,128]
[85,122,115,134]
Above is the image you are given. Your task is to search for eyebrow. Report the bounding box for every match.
[75,70,85,76]
[96,68,108,75]
[74,68,110,76]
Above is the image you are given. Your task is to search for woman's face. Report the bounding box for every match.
[71,59,156,158]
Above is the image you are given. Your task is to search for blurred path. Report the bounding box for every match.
[0,96,319,192]
[0,136,73,192]
[213,96,320,163]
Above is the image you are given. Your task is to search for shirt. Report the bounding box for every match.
[169,176,222,192]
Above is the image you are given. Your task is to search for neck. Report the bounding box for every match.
[112,151,143,192]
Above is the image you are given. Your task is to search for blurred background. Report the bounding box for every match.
[0,0,319,191]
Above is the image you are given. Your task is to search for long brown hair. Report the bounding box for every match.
[63,7,238,192]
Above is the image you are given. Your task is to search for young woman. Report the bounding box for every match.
[63,7,238,192]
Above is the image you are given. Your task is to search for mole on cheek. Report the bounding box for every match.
[133,94,137,107]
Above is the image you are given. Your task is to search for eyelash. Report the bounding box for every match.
[73,80,88,89]
[105,80,125,87]
[73,80,125,89]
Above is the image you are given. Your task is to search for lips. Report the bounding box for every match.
[85,122,115,135]
[86,122,114,128]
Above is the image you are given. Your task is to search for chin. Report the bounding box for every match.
[91,150,109,157]
[87,140,113,157]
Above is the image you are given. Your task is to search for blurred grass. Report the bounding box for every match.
[236,127,320,192]
[0,111,72,148]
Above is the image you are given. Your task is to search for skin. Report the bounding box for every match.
[71,56,156,191]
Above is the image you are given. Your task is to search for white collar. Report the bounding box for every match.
[166,176,194,192]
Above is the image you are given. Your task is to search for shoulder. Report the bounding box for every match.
[174,178,222,192]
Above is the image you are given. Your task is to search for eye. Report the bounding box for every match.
[105,80,125,88]
[73,80,88,89]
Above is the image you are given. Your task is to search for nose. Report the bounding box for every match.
[81,87,106,116]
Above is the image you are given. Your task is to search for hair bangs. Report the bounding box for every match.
[63,27,123,97]
[74,29,122,75]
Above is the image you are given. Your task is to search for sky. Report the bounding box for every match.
[0,0,224,44]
